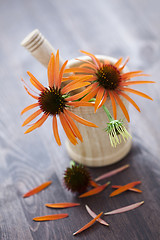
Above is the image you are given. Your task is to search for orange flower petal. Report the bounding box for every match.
[90,180,100,188]
[33,213,68,222]
[117,91,140,112]
[112,185,142,193]
[65,83,95,101]
[119,87,153,100]
[108,91,117,119]
[120,80,155,86]
[61,82,91,94]
[59,113,78,145]
[64,110,83,142]
[113,92,130,122]
[59,60,68,86]
[109,181,141,197]
[21,103,39,115]
[64,67,95,74]
[22,109,42,126]
[95,164,130,182]
[94,87,104,112]
[23,86,39,100]
[54,50,59,88]
[80,86,98,102]
[121,71,149,80]
[79,181,110,198]
[23,181,52,198]
[52,115,61,146]
[114,57,123,68]
[24,113,48,134]
[97,91,108,109]
[77,58,98,70]
[119,57,129,72]
[73,212,103,236]
[45,202,80,208]
[27,71,45,91]
[47,53,55,88]
[80,50,101,68]
[67,101,94,107]
[66,109,98,128]
[85,205,109,226]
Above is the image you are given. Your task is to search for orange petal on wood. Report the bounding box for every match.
[119,87,153,100]
[21,103,39,115]
[23,181,52,198]
[65,109,98,128]
[104,201,144,215]
[112,185,142,193]
[45,202,80,208]
[90,180,100,188]
[95,164,130,182]
[33,213,68,222]
[73,212,103,236]
[109,181,141,197]
[117,91,140,112]
[79,181,110,198]
[85,205,109,226]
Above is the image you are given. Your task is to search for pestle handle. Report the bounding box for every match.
[21,29,64,68]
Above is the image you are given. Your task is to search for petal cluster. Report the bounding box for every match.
[64,50,155,122]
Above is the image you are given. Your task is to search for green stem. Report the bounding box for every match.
[102,105,114,122]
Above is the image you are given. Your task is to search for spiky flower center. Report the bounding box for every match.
[96,64,121,90]
[64,165,91,193]
[39,87,66,115]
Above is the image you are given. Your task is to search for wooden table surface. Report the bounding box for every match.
[0,0,160,239]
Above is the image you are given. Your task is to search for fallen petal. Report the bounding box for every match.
[33,213,68,221]
[90,180,100,188]
[112,185,142,193]
[73,212,103,235]
[79,181,110,198]
[95,164,129,182]
[85,205,109,226]
[45,202,80,208]
[104,201,144,215]
[110,181,141,197]
[23,181,52,198]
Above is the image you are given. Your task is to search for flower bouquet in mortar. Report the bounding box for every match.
[21,39,154,167]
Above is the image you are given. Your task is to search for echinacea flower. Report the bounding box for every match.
[64,50,155,122]
[21,50,98,146]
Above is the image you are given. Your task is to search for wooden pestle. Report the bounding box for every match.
[21,29,64,68]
